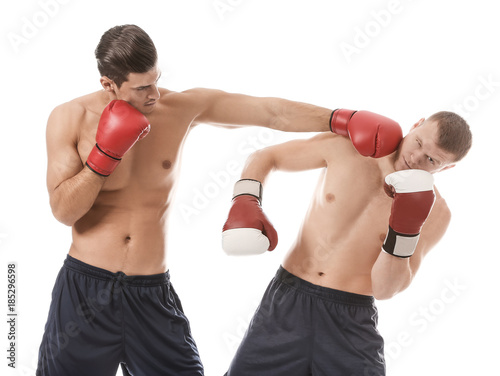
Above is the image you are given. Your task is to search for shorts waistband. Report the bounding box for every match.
[276,266,374,306]
[63,255,169,286]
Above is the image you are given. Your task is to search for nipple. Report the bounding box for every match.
[325,193,335,203]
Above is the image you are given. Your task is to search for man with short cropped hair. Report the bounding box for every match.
[222,111,472,375]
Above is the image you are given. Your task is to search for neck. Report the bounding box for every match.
[379,151,398,177]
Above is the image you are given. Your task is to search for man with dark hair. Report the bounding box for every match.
[37,25,403,375]
[221,112,472,375]
[94,24,158,88]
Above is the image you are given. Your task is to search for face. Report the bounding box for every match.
[101,65,161,114]
[394,119,456,174]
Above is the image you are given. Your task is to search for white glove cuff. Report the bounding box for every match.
[385,169,434,193]
[222,228,270,255]
[233,179,263,203]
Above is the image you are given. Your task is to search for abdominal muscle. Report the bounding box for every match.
[282,173,392,296]
[283,240,379,296]
[69,187,171,276]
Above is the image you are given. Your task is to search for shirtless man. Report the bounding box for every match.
[36,24,346,376]
[222,110,472,375]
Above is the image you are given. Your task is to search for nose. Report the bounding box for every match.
[148,84,160,100]
[410,151,425,168]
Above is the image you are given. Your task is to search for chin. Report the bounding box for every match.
[141,104,156,114]
[394,159,409,171]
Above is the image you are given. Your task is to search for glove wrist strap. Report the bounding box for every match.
[382,226,419,258]
[86,144,121,177]
[233,179,263,204]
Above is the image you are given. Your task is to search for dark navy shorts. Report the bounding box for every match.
[36,255,204,376]
[226,266,385,376]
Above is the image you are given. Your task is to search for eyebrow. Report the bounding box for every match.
[418,137,442,165]
[134,72,162,90]
[430,155,442,166]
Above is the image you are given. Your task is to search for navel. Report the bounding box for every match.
[162,160,172,169]
[318,272,325,277]
[124,236,132,244]
[325,193,335,203]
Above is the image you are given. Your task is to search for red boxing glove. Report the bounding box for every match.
[222,179,278,255]
[330,109,403,158]
[382,170,436,258]
[86,100,151,176]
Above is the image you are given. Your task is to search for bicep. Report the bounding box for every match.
[190,88,277,128]
[268,135,332,172]
[264,133,337,173]
[241,133,334,183]
[46,105,84,195]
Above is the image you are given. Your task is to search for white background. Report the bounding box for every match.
[1,0,499,375]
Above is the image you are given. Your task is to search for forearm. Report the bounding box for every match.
[371,251,413,300]
[194,89,332,132]
[269,98,331,132]
[49,166,106,226]
[240,149,276,185]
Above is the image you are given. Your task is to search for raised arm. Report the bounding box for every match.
[46,103,106,226]
[190,88,332,132]
[190,89,403,159]
[371,176,451,300]
[241,133,331,183]
[221,133,333,255]
[46,100,150,226]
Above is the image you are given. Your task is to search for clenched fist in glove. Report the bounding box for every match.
[222,179,278,255]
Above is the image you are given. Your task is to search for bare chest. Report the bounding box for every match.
[77,112,191,192]
[293,161,394,264]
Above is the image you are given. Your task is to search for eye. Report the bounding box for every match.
[427,156,435,164]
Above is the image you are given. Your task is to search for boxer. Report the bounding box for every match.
[222,111,472,375]
[36,24,404,376]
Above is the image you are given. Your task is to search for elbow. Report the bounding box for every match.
[50,199,78,227]
[51,207,77,227]
[371,268,412,301]
[267,98,289,132]
[241,148,276,182]
[371,279,398,300]
[372,286,399,301]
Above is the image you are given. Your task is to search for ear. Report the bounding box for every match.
[410,118,425,131]
[100,76,116,94]
[438,163,456,173]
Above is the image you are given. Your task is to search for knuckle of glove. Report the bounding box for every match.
[385,169,434,193]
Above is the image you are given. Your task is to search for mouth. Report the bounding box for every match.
[403,158,411,169]
[145,101,156,107]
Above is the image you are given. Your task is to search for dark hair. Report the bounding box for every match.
[95,25,158,88]
[427,111,472,162]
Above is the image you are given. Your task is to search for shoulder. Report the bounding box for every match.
[48,92,102,125]
[431,186,452,225]
[49,99,85,122]
[157,87,218,110]
[297,132,360,167]
[158,87,222,104]
[291,132,351,158]
[47,100,84,139]
[46,92,101,141]
[312,131,365,164]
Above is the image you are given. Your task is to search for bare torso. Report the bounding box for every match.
[67,89,195,275]
[49,86,333,276]
[282,134,439,295]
